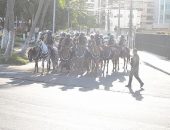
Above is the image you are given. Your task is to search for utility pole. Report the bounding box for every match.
[105,0,110,33]
[118,0,121,36]
[52,0,56,33]
[107,9,110,33]
[128,0,133,49]
[67,2,70,31]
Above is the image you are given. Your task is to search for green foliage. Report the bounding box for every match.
[0,50,28,65]
[58,0,65,8]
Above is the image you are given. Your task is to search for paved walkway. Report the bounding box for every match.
[139,51,170,75]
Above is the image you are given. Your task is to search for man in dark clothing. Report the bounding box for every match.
[126,49,144,88]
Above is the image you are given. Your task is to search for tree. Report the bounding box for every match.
[20,0,45,54]
[39,0,52,31]
[1,0,9,51]
[2,0,15,61]
[20,0,66,55]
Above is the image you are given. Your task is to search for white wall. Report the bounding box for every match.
[109,9,142,30]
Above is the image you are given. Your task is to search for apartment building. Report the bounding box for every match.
[124,0,154,29]
[154,0,170,29]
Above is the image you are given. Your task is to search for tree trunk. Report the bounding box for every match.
[20,0,45,55]
[4,0,15,61]
[39,0,51,31]
[1,1,9,51]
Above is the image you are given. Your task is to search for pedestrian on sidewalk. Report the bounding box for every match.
[126,48,144,88]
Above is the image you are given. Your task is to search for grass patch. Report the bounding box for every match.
[0,51,29,65]
[14,36,24,47]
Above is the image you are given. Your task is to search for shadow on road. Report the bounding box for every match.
[99,71,128,91]
[0,71,128,93]
[128,87,144,101]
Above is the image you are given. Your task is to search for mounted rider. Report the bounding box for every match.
[36,32,48,58]
[73,32,79,46]
[94,33,101,46]
[78,33,87,47]
[108,34,116,47]
[58,32,66,51]
[44,30,54,47]
[119,35,128,57]
[88,34,95,48]
[119,35,126,47]
[61,34,73,49]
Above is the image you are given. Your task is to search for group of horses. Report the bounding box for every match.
[28,32,130,76]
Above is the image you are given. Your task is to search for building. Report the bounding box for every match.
[102,0,155,32]
[85,0,99,15]
[109,9,141,31]
[154,0,170,29]
[124,0,155,29]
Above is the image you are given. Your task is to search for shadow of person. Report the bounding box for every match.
[128,87,144,101]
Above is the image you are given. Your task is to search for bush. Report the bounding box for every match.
[0,52,29,65]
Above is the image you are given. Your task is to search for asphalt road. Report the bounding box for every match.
[0,51,170,130]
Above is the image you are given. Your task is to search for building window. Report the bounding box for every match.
[128,14,134,18]
[114,14,123,18]
[166,4,170,10]
[138,8,143,11]
[146,16,153,20]
[147,9,153,14]
[161,5,164,10]
[91,0,94,2]
[145,22,153,24]
[165,14,170,19]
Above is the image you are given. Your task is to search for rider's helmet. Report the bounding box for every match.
[66,34,71,39]
[120,35,125,40]
[39,32,45,40]
[90,34,94,39]
[75,32,79,37]
[60,32,66,38]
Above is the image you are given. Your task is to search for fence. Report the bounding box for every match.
[135,33,170,59]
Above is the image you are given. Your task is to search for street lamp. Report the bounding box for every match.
[118,0,121,36]
[105,0,110,33]
[52,0,56,33]
[128,0,133,49]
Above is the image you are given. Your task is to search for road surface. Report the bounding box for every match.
[0,51,170,130]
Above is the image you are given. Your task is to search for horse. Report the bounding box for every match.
[87,38,101,73]
[58,35,73,73]
[71,35,87,73]
[28,42,58,74]
[121,46,130,70]
[100,44,113,74]
[118,46,130,70]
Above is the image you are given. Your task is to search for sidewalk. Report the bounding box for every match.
[139,51,170,75]
[0,51,170,75]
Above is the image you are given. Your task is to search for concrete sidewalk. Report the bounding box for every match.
[139,51,170,75]
[0,51,170,75]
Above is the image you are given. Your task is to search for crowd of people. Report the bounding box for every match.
[28,30,144,89]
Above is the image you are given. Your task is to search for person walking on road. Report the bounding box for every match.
[126,48,144,88]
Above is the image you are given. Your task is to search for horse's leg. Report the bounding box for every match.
[126,57,128,70]
[34,62,36,73]
[123,57,126,69]
[41,59,44,75]
[37,61,39,73]
[36,61,38,73]
[103,60,106,74]
[47,59,51,73]
[106,60,109,74]
[112,59,115,72]
[48,59,51,71]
